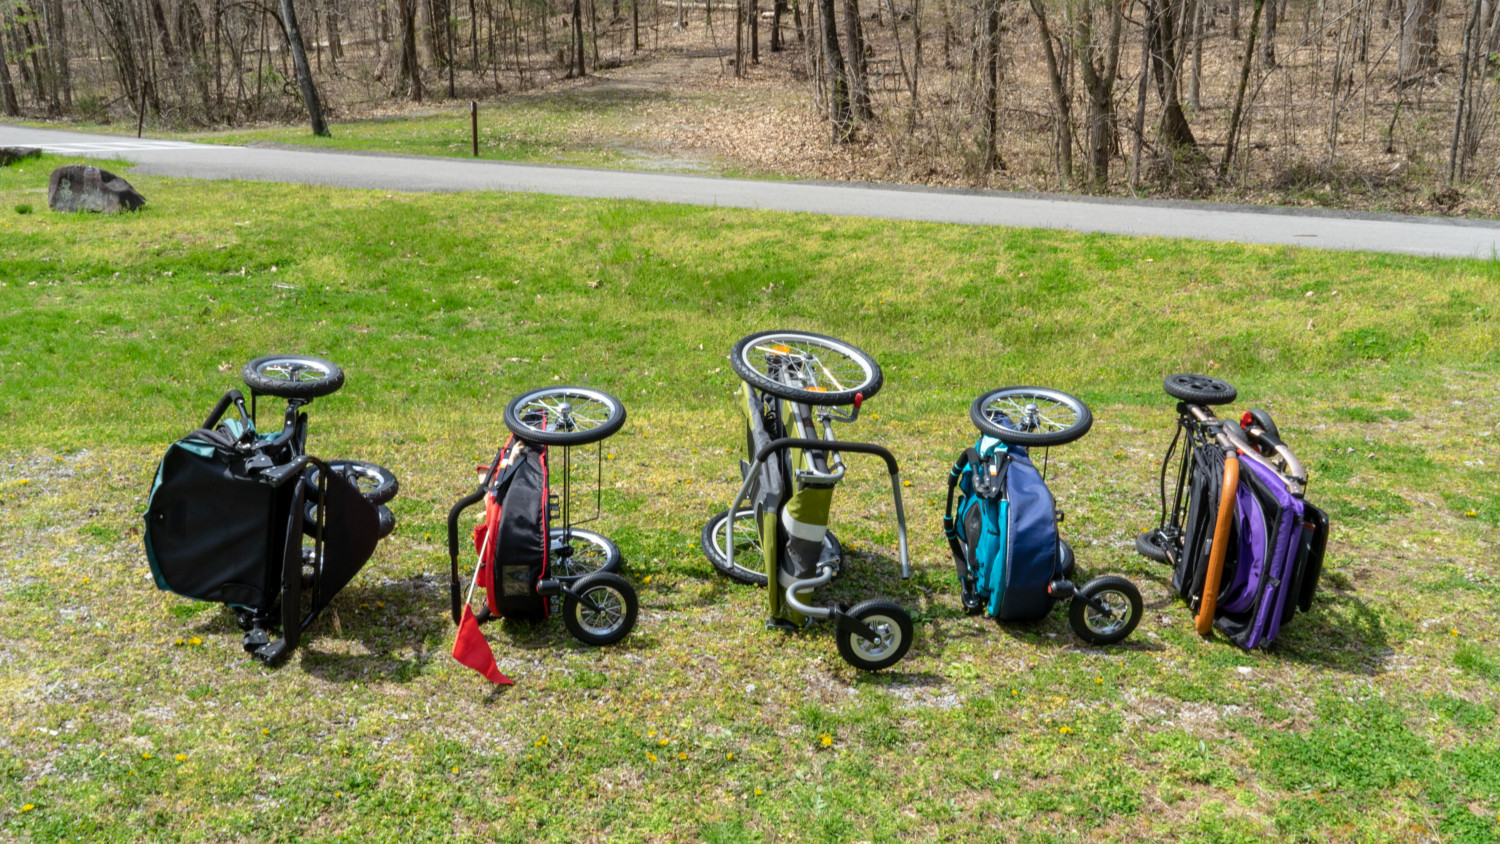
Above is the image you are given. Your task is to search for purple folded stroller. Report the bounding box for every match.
[1136,374,1328,649]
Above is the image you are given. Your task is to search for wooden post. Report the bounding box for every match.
[471,100,479,155]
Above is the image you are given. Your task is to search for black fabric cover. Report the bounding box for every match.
[1174,443,1235,610]
[145,437,292,610]
[488,445,551,621]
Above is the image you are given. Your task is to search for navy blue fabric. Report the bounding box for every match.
[997,444,1061,620]
[951,437,1062,621]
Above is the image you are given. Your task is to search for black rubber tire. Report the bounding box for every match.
[242,355,345,399]
[701,508,842,587]
[503,387,627,446]
[969,386,1093,447]
[302,502,396,540]
[1057,538,1076,581]
[1243,408,1280,440]
[550,528,622,578]
[562,572,638,647]
[730,330,883,406]
[1163,374,1237,405]
[1069,575,1143,646]
[1135,529,1171,564]
[306,460,399,506]
[835,599,914,671]
[701,508,769,586]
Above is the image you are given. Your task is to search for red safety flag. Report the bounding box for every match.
[451,605,512,685]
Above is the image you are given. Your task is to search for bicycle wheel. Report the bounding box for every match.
[242,355,344,399]
[1163,374,1236,405]
[305,460,399,506]
[503,387,626,446]
[550,528,622,578]
[969,387,1093,446]
[730,330,882,406]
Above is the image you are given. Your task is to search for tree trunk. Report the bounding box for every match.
[1219,0,1264,177]
[1129,0,1153,188]
[278,0,331,133]
[46,0,69,109]
[751,0,759,62]
[398,0,424,100]
[1078,0,1123,189]
[1149,0,1198,150]
[843,0,872,118]
[571,0,585,76]
[1188,0,1203,109]
[772,0,785,49]
[1231,0,1241,37]
[1397,0,1442,79]
[0,21,17,116]
[1262,0,1279,66]
[982,0,1001,170]
[818,0,852,139]
[1030,0,1073,186]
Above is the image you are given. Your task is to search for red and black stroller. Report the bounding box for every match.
[447,387,638,683]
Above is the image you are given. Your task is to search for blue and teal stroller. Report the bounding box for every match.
[701,331,914,671]
[943,387,1142,645]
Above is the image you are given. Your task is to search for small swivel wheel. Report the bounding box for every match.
[1068,576,1143,646]
[242,355,345,399]
[970,387,1093,447]
[1163,374,1236,405]
[504,387,626,446]
[731,330,883,406]
[563,572,638,646]
[835,600,914,671]
[1135,529,1173,564]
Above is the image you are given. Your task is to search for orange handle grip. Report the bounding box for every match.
[1195,454,1240,636]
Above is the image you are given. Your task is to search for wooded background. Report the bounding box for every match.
[3,0,1498,200]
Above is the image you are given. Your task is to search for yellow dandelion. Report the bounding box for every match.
[261,728,269,735]
[1095,677,1103,684]
[526,754,533,760]
[1465,510,1478,517]
[424,533,433,540]
[142,752,153,760]
[659,738,669,746]
[175,754,187,762]
[643,575,652,584]
[648,730,656,737]
[175,638,184,646]
[606,454,615,460]
[336,792,341,797]
[21,804,34,812]
[1058,726,1073,735]
[902,480,911,487]
[754,788,763,796]
[452,766,459,773]
[1451,629,1460,636]
[727,753,734,760]
[647,752,657,762]
[1011,689,1018,696]
[360,603,369,609]
[376,601,385,608]
[81,577,90,584]
[189,637,202,646]
[820,734,833,747]
[677,752,687,760]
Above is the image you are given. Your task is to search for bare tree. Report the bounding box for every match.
[1077,0,1123,188]
[278,0,330,133]
[1398,0,1441,80]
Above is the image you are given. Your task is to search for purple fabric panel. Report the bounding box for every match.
[1239,458,1302,648]
[1218,478,1266,613]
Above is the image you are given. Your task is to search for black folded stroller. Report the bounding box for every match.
[144,355,398,663]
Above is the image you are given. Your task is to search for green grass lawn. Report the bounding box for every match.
[2,155,1498,842]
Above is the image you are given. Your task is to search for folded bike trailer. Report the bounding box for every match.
[447,387,638,683]
[145,355,399,663]
[943,387,1143,645]
[702,331,914,672]
[1136,374,1328,648]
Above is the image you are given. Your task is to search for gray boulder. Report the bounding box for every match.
[0,147,41,166]
[48,165,146,213]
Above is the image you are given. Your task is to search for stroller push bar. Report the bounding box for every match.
[728,437,912,581]
[1184,404,1305,494]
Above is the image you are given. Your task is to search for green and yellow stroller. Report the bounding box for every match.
[701,331,914,671]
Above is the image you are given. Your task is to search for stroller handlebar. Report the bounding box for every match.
[1185,405,1306,493]
[732,437,911,580]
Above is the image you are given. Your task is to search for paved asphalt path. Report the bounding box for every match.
[6,123,1499,259]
